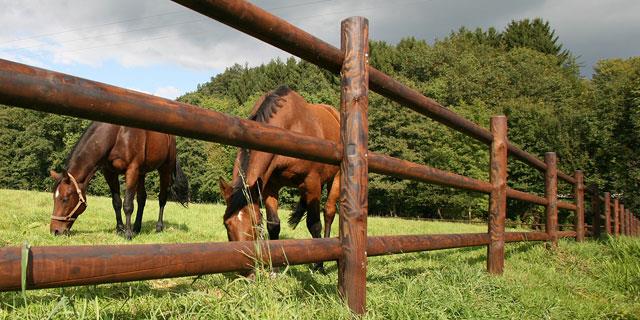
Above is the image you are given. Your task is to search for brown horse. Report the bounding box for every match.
[50,122,189,239]
[218,86,340,272]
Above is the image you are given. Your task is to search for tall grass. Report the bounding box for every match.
[0,189,639,319]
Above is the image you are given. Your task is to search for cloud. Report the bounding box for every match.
[0,0,638,78]
[153,86,181,100]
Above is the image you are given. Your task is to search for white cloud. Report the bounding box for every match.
[0,0,638,77]
[153,86,181,100]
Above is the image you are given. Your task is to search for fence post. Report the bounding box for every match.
[574,170,585,241]
[614,198,620,236]
[487,116,508,274]
[625,209,630,236]
[633,214,636,236]
[620,204,625,236]
[545,152,558,247]
[624,209,629,236]
[338,16,369,315]
[590,186,601,238]
[604,192,611,235]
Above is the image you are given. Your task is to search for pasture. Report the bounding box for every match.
[0,188,638,319]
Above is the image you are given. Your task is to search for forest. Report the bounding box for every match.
[1,19,638,223]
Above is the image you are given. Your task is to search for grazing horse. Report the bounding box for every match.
[50,122,189,239]
[218,86,340,271]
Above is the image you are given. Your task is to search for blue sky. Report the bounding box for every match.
[1,0,639,100]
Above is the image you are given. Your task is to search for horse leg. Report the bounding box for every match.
[304,178,325,272]
[264,187,280,240]
[103,169,124,233]
[324,172,340,238]
[156,165,172,232]
[133,175,146,234]
[123,167,139,240]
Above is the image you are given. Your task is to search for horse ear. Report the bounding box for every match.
[61,170,70,182]
[218,177,232,202]
[50,170,61,181]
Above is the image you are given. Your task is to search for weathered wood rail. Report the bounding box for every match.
[0,0,637,314]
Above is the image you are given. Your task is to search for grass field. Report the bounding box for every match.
[0,188,639,319]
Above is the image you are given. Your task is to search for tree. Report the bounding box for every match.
[502,18,572,66]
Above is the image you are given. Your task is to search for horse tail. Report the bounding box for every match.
[287,196,307,229]
[170,159,190,207]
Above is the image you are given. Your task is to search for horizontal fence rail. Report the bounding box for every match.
[0,231,581,292]
[170,0,576,184]
[0,0,636,315]
[0,59,576,210]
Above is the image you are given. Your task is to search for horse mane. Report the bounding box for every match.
[64,122,98,170]
[248,85,290,123]
[225,86,291,219]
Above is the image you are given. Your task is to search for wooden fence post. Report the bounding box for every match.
[545,152,558,247]
[604,192,611,235]
[624,209,629,236]
[338,16,369,315]
[614,198,620,236]
[574,170,585,241]
[620,204,625,236]
[590,186,601,238]
[626,209,630,236]
[625,209,630,236]
[487,116,508,274]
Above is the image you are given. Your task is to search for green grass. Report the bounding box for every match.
[1,188,639,319]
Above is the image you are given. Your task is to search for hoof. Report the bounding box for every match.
[133,224,142,234]
[124,230,133,240]
[116,224,125,234]
[156,223,164,233]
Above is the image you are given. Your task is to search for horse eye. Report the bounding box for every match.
[62,197,69,203]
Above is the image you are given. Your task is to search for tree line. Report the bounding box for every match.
[1,19,637,223]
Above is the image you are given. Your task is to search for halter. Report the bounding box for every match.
[51,172,87,222]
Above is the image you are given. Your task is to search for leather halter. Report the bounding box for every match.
[51,172,87,222]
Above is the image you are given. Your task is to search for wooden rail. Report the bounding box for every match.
[0,0,637,315]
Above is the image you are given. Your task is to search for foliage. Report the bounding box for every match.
[581,57,640,209]
[0,19,636,220]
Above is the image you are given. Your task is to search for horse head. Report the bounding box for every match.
[219,177,263,242]
[49,170,87,235]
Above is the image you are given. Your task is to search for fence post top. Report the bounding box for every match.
[341,16,369,24]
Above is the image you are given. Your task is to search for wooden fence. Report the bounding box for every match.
[0,0,638,314]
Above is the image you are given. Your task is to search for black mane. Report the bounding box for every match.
[248,85,290,123]
[64,122,98,169]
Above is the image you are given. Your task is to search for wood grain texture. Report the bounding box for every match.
[620,204,625,236]
[614,198,620,236]
[545,152,558,247]
[604,192,611,235]
[591,186,602,238]
[338,16,369,315]
[575,170,585,242]
[487,116,507,274]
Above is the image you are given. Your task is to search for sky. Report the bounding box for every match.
[1,0,638,100]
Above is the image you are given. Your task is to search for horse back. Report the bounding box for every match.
[108,127,173,173]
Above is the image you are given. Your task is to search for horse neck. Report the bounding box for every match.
[66,127,113,187]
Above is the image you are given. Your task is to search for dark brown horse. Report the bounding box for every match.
[50,122,189,239]
[218,86,340,271]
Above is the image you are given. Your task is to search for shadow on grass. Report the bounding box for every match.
[0,275,208,311]
[286,267,338,296]
[140,220,189,234]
